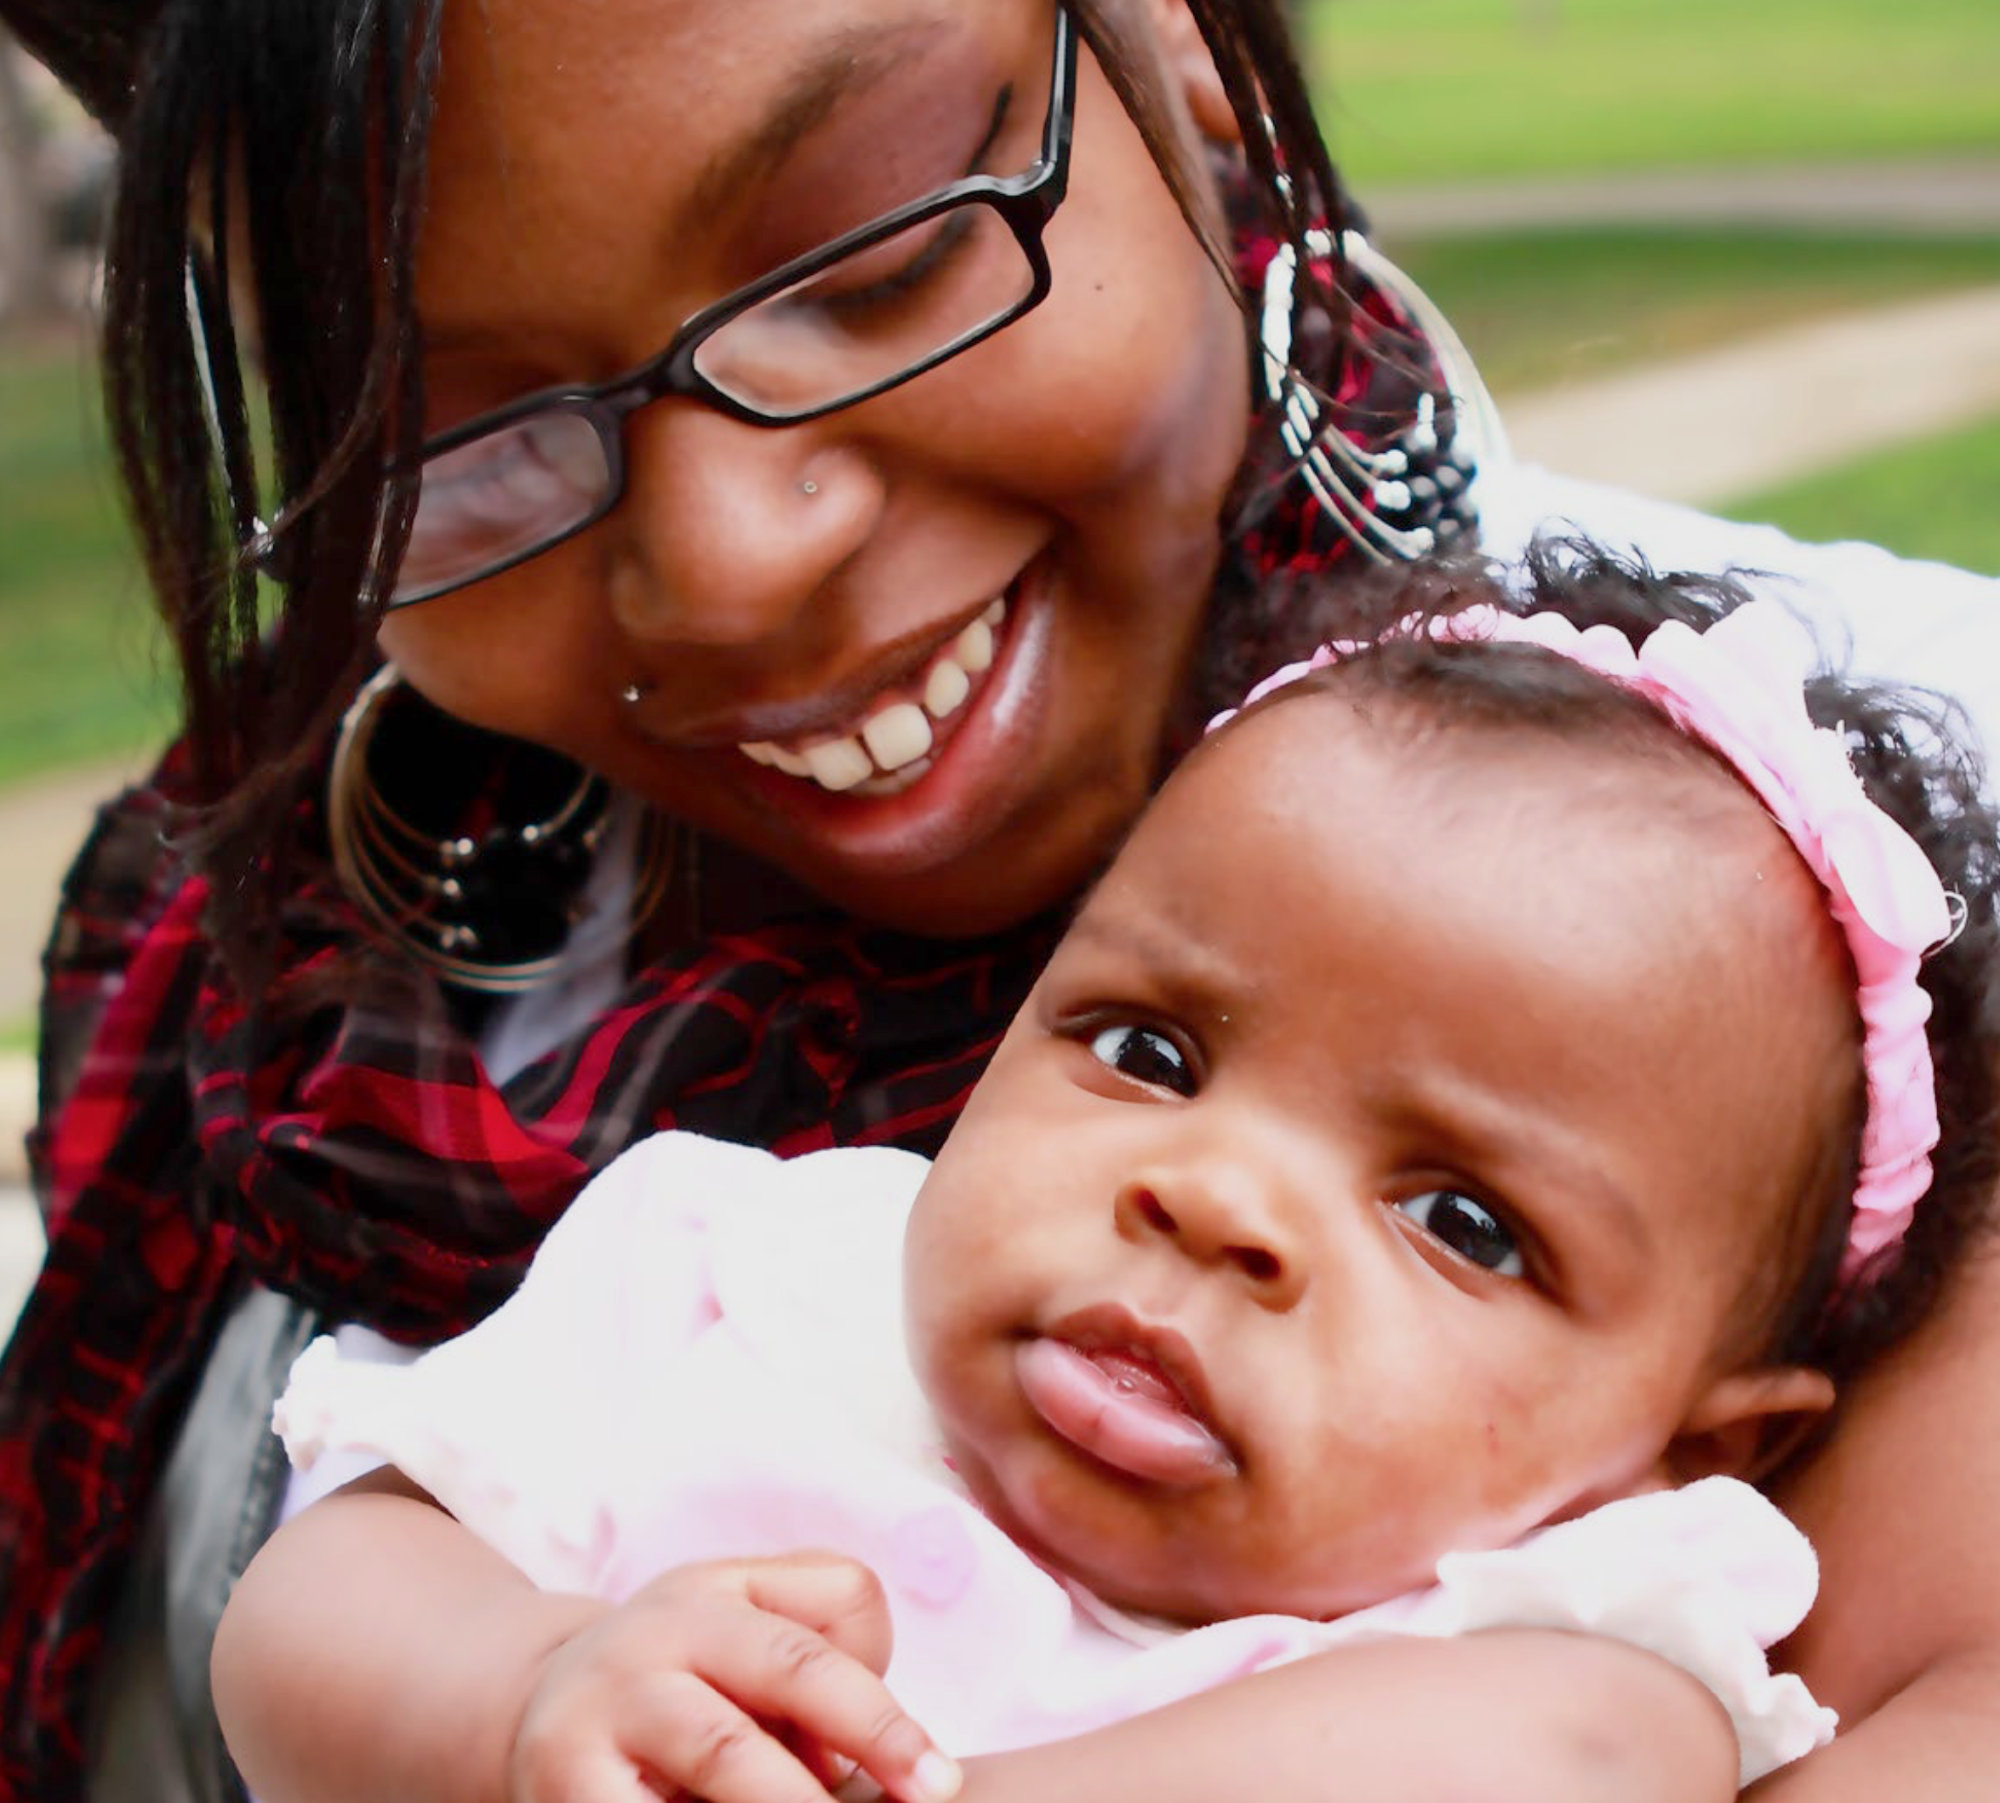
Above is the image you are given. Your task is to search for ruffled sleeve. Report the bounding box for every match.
[273,1131,781,1591]
[1336,1477,1835,1785]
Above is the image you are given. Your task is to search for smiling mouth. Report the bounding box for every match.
[738,598,1008,798]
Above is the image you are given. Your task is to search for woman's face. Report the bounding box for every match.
[379,0,1251,935]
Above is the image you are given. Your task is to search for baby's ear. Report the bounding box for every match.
[1666,1366,1835,1486]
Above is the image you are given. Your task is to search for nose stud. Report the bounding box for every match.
[620,682,645,706]
[799,478,819,497]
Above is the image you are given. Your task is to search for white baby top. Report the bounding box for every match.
[277,1130,1836,1785]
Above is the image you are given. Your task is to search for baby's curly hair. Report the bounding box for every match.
[1223,537,2000,1388]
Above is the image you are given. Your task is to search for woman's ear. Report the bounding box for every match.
[1143,0,1241,145]
[1666,1365,1836,1486]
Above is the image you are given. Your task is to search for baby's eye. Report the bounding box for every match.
[1395,1190,1524,1278]
[1086,1025,1196,1096]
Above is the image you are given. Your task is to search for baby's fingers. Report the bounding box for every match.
[517,1671,830,1803]
[692,1610,959,1803]
[737,1550,898,1677]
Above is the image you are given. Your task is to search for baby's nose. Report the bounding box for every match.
[1114,1166,1307,1311]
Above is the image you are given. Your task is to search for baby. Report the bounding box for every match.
[214,544,2000,1803]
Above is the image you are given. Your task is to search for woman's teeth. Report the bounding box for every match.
[740,600,1004,795]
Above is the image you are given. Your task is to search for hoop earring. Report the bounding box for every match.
[328,666,675,995]
[1258,227,1507,564]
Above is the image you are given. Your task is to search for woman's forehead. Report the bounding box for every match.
[432,0,1033,137]
[421,0,1047,332]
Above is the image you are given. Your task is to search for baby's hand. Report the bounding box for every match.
[507,1549,961,1803]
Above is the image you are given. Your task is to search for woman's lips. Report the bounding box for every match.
[738,598,1006,797]
[619,557,1058,891]
[1015,1333,1237,1487]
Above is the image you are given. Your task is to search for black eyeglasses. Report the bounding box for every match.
[386,5,1077,608]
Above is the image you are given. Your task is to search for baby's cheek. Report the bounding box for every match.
[900,1280,992,1454]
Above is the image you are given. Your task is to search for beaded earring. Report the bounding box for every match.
[1257,226,1507,563]
[327,666,676,994]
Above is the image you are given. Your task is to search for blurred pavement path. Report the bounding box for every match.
[1503,282,2000,505]
[0,753,140,1032]
[0,1177,36,1339]
[1366,157,2000,240]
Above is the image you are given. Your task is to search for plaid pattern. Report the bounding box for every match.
[0,208,1470,1797]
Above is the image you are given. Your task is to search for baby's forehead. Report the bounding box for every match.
[1195,667,1744,822]
[1161,675,1855,1014]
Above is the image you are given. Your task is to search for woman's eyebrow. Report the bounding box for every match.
[683,19,955,227]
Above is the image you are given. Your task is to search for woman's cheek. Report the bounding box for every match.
[376,578,598,747]
[1045,116,1246,484]
[959,257,1244,529]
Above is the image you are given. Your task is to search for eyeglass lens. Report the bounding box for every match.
[398,410,614,604]
[695,201,1038,418]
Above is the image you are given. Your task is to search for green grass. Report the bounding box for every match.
[1389,228,2000,392]
[0,335,174,787]
[1306,0,2000,183]
[1723,413,2000,575]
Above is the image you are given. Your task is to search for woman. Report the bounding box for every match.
[0,0,1995,1798]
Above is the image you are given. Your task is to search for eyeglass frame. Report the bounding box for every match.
[383,3,1079,609]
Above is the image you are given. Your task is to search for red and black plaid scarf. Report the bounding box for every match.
[0,205,1469,1797]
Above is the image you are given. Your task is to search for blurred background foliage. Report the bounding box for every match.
[1310,0,1998,181]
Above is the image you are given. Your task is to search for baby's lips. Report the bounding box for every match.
[1014,1336,1236,1486]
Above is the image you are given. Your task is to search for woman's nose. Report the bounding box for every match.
[1114,1159,1309,1312]
[605,402,884,649]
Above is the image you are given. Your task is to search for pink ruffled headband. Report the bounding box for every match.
[1213,598,1956,1283]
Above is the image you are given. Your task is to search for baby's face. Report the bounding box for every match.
[905,687,1855,1624]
